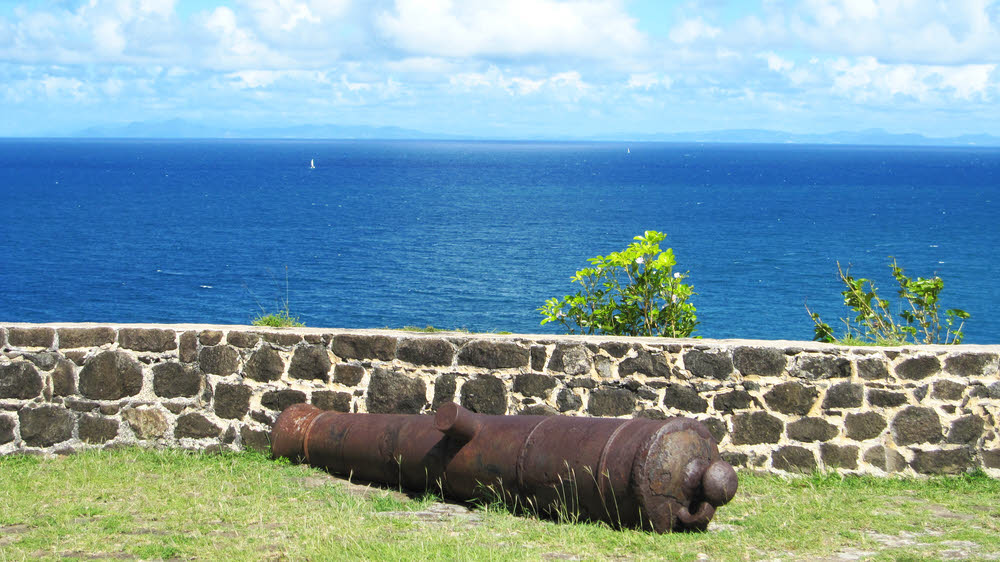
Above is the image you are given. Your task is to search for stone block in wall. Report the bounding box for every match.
[368,367,428,414]
[227,331,260,348]
[118,328,176,352]
[457,341,528,369]
[514,373,557,398]
[910,448,973,475]
[792,355,850,380]
[214,384,253,419]
[787,417,838,442]
[530,345,547,371]
[332,334,396,361]
[460,375,507,415]
[947,415,984,445]
[701,417,727,444]
[0,414,15,445]
[152,363,203,398]
[682,350,733,380]
[732,346,786,376]
[821,443,859,469]
[288,345,332,382]
[312,391,351,412]
[931,380,966,401]
[262,331,303,347]
[891,406,942,445]
[845,411,887,441]
[895,356,940,380]
[57,327,115,349]
[24,351,60,370]
[548,344,591,375]
[599,342,630,358]
[867,389,908,408]
[244,345,285,382]
[986,382,1000,399]
[721,451,748,467]
[520,404,559,416]
[822,382,863,409]
[587,387,636,417]
[199,345,240,376]
[731,411,783,445]
[661,384,708,413]
[8,327,55,349]
[52,359,76,397]
[556,389,583,412]
[261,390,307,412]
[634,409,666,420]
[79,414,119,444]
[18,406,74,447]
[983,449,1000,469]
[944,353,998,377]
[764,381,818,415]
[0,362,43,399]
[772,446,817,472]
[863,445,906,473]
[123,407,169,439]
[199,330,223,346]
[857,357,890,380]
[712,390,754,413]
[396,338,455,367]
[174,413,221,439]
[432,374,457,409]
[334,363,365,386]
[78,350,143,400]
[619,349,670,378]
[179,331,198,363]
[240,426,271,453]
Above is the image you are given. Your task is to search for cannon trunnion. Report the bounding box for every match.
[272,402,737,532]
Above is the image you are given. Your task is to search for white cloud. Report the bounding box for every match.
[669,17,720,44]
[787,0,1000,64]
[627,73,671,90]
[376,0,643,59]
[41,75,87,100]
[760,51,794,72]
[448,65,592,101]
[829,56,995,102]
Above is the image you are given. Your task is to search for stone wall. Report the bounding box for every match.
[1,323,998,477]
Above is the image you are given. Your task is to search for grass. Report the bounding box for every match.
[1,449,998,561]
[247,265,305,328]
[252,308,305,328]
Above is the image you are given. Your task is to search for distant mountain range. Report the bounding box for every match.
[72,119,1000,146]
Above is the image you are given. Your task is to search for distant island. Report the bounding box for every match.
[59,119,1000,147]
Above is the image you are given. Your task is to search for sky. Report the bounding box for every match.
[2,0,1000,138]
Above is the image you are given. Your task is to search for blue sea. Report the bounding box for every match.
[1,139,997,343]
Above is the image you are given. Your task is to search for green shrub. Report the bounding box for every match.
[539,231,697,337]
[808,258,969,345]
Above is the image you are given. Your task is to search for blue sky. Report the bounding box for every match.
[2,0,999,138]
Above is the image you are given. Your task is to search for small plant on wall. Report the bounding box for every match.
[249,266,305,328]
[807,258,969,345]
[539,231,697,337]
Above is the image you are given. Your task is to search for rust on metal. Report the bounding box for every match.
[271,401,737,532]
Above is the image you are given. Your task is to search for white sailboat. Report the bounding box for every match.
[310,158,316,169]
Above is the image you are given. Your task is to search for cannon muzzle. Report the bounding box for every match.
[272,402,737,532]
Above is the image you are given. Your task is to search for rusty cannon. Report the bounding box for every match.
[271,401,737,532]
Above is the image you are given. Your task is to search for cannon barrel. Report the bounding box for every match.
[271,402,737,532]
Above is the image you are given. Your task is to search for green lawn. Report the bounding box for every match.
[1,449,997,561]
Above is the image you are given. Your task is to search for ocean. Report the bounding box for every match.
[1,139,997,343]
